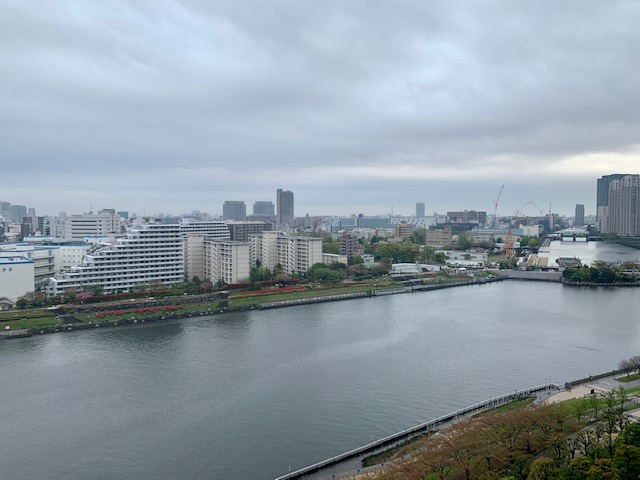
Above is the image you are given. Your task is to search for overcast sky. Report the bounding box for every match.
[2,1,640,218]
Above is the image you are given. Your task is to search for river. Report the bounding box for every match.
[1,242,639,480]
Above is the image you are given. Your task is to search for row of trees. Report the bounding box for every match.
[563,261,640,284]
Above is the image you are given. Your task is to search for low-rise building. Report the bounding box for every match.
[424,227,452,246]
[322,253,349,265]
[436,250,488,268]
[0,243,58,290]
[0,255,34,303]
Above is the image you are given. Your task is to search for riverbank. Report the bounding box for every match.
[0,277,502,340]
[274,384,560,480]
[284,367,640,480]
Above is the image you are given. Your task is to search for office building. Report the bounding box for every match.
[276,189,294,228]
[416,203,425,218]
[62,210,121,239]
[447,210,487,225]
[574,204,585,226]
[9,205,27,222]
[252,201,275,218]
[222,201,246,221]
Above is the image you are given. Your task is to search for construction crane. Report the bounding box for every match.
[492,185,504,228]
[530,201,546,217]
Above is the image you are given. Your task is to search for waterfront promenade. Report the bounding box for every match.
[275,384,560,480]
[284,369,640,480]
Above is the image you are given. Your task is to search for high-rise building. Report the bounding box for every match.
[574,204,585,226]
[225,221,270,242]
[416,203,426,218]
[606,175,640,236]
[252,201,275,218]
[222,201,246,221]
[10,205,27,222]
[276,189,294,228]
[596,174,626,232]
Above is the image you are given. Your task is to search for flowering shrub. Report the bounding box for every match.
[230,286,306,298]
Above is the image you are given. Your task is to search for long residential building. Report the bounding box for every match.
[47,224,184,295]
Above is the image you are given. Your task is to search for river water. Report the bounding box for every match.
[1,242,639,480]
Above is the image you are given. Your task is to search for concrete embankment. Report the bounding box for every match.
[491,270,562,282]
[274,383,560,480]
[260,278,503,310]
[0,328,32,339]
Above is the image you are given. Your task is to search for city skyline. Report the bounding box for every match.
[2,2,640,217]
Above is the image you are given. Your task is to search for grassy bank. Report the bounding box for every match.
[0,275,482,333]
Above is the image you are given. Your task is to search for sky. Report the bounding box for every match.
[2,0,640,218]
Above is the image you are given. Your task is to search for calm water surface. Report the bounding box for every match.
[1,242,639,480]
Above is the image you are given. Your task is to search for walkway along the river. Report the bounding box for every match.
[274,383,560,480]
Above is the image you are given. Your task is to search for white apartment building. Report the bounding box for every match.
[55,243,93,270]
[249,232,322,275]
[204,240,250,285]
[180,220,230,239]
[47,224,184,295]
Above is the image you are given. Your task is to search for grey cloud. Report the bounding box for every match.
[1,0,639,216]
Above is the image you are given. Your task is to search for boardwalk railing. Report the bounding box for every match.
[275,383,560,480]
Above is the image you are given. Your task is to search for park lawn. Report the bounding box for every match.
[73,302,224,323]
[1,316,62,330]
[0,309,57,322]
[0,308,60,330]
[616,372,640,382]
[229,283,400,307]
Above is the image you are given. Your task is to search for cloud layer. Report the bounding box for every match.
[2,0,640,217]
